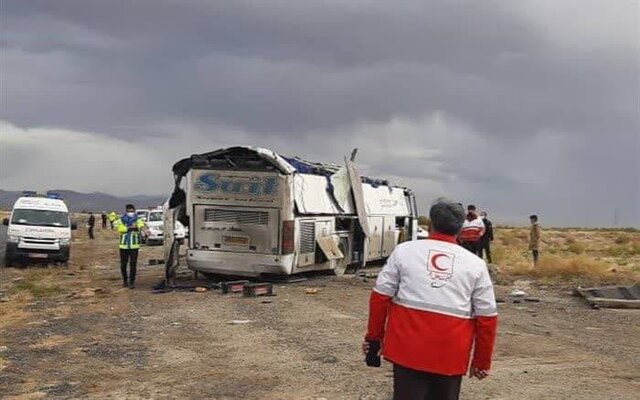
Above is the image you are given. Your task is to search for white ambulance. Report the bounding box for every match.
[3,196,77,266]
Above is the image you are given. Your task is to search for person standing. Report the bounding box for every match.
[117,204,146,289]
[363,199,498,400]
[87,212,96,240]
[480,211,494,263]
[108,211,117,230]
[458,205,485,256]
[529,214,541,266]
[101,212,107,229]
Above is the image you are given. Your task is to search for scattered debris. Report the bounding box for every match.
[12,277,24,283]
[513,299,522,304]
[495,298,506,304]
[357,271,379,279]
[194,287,208,293]
[221,280,250,294]
[305,288,320,295]
[0,346,8,353]
[69,288,106,299]
[525,297,541,303]
[510,289,527,297]
[243,283,275,297]
[228,320,253,325]
[574,284,640,309]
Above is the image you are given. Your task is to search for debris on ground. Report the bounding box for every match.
[510,289,527,297]
[357,271,379,279]
[221,280,249,294]
[243,283,274,297]
[305,288,320,295]
[574,284,640,309]
[525,297,541,303]
[194,287,208,293]
[228,320,253,325]
[68,288,106,299]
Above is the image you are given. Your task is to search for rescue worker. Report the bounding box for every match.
[529,214,541,266]
[108,211,117,230]
[480,211,493,263]
[87,212,95,240]
[101,212,107,229]
[458,205,485,256]
[363,199,498,400]
[117,204,146,289]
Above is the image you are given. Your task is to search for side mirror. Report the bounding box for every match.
[71,222,78,230]
[2,218,8,226]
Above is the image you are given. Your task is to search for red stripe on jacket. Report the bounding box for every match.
[366,291,498,375]
[459,227,484,242]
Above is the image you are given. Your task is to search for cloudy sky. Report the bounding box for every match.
[1,0,638,227]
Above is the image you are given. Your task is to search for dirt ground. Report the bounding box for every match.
[1,226,639,399]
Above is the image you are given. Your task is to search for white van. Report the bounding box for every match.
[3,196,77,266]
[145,208,165,244]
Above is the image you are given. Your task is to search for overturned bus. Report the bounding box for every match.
[164,147,418,278]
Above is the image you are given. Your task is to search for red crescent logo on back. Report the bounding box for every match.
[430,253,450,271]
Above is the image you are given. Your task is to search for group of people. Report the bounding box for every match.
[455,204,542,267]
[85,211,119,240]
[457,204,494,263]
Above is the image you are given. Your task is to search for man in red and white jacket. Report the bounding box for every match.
[458,204,485,256]
[363,199,498,400]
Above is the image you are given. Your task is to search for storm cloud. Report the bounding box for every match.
[1,0,638,226]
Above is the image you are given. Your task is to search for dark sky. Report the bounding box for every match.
[1,0,638,227]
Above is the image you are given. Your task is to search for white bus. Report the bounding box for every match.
[164,146,418,278]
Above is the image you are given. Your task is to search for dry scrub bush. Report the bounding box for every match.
[509,255,635,285]
[567,241,587,254]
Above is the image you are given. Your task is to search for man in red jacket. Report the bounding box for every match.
[363,199,498,400]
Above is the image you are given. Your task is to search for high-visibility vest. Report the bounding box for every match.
[117,216,145,249]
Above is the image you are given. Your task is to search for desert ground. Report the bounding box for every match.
[1,219,639,399]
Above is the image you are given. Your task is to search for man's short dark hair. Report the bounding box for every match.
[429,198,465,236]
[467,204,476,211]
[529,214,538,221]
[125,203,135,211]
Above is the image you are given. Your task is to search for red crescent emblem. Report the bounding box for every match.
[430,253,449,271]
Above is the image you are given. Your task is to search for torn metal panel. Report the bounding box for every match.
[330,166,353,213]
[362,185,411,215]
[575,284,640,309]
[346,158,370,237]
[294,174,351,215]
[317,235,344,260]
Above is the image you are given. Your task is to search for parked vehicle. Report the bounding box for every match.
[3,195,77,266]
[164,146,419,278]
[145,208,165,245]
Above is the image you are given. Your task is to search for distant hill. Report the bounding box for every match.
[0,189,166,212]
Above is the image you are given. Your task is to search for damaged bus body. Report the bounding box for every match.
[165,146,418,278]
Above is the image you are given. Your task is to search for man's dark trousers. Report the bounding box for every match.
[88,226,95,240]
[120,249,139,286]
[481,239,492,263]
[393,364,462,400]
[461,241,481,257]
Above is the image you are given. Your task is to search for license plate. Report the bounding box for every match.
[29,253,48,259]
[223,236,249,246]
